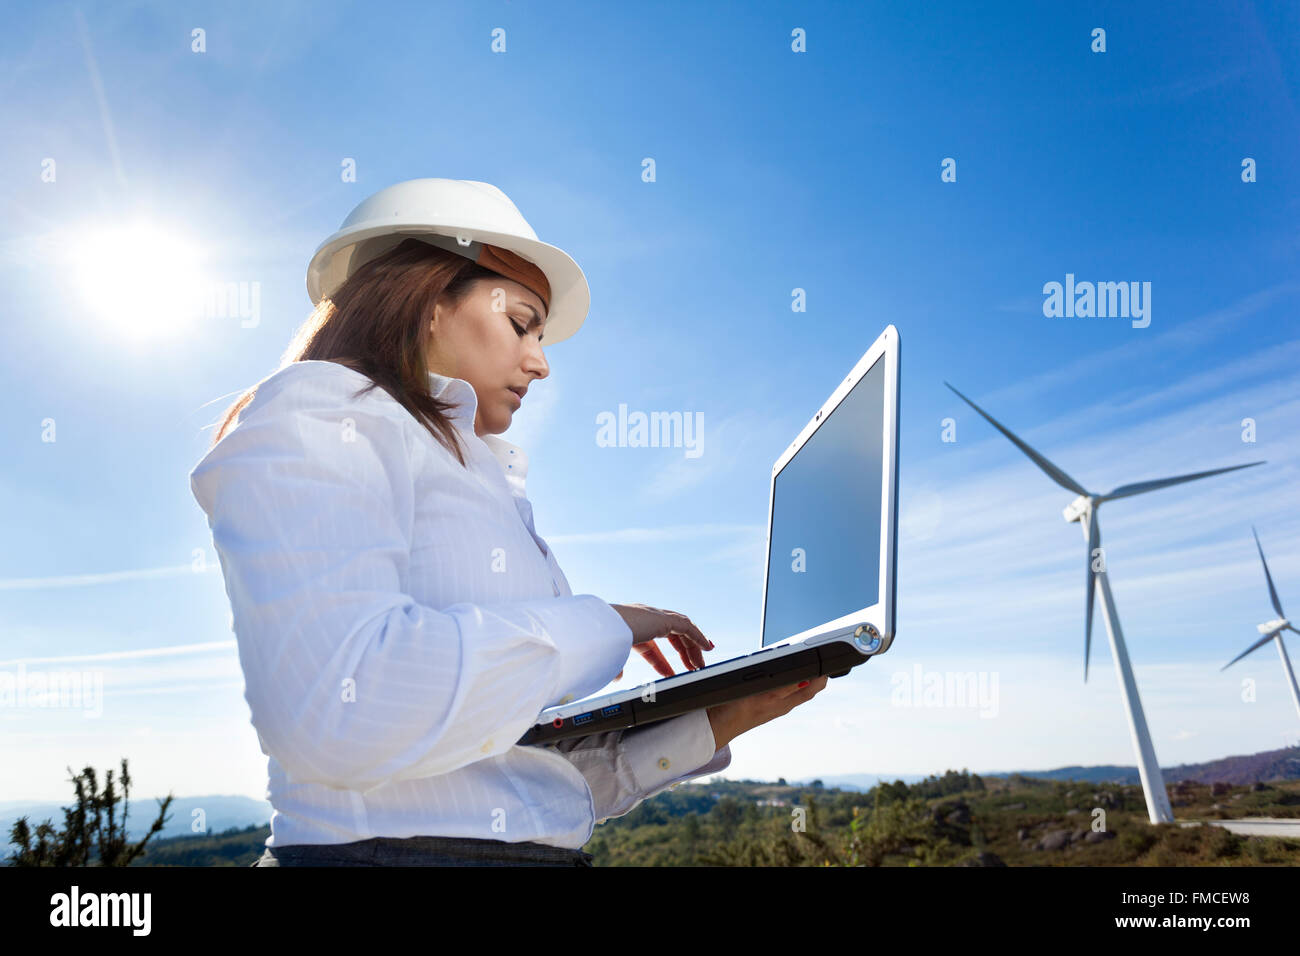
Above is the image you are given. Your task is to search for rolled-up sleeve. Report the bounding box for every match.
[189,372,633,794]
[544,708,732,822]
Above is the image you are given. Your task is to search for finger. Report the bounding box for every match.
[671,614,714,652]
[771,677,821,700]
[681,633,704,669]
[666,634,692,670]
[668,632,704,670]
[635,641,676,678]
[789,676,830,704]
[614,669,623,681]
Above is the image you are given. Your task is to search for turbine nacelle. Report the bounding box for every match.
[1063,495,1093,524]
[1221,528,1297,673]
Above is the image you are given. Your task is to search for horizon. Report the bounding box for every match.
[8,740,1299,811]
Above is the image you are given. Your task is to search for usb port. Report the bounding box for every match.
[573,712,595,726]
[601,704,623,717]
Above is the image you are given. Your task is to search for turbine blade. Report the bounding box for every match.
[944,382,1090,497]
[1253,525,1286,620]
[1085,506,1099,683]
[1099,461,1265,503]
[1221,630,1279,671]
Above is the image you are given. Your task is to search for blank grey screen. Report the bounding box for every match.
[762,355,884,646]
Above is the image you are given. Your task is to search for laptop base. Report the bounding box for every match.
[517,638,869,746]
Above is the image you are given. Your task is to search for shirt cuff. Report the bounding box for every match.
[532,595,634,707]
[623,708,732,796]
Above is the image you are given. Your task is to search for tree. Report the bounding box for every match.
[841,795,951,867]
[712,795,743,841]
[6,758,173,866]
[874,779,911,806]
[682,813,701,845]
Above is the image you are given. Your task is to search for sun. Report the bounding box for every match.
[67,220,207,341]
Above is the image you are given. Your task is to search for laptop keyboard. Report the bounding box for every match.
[653,645,778,682]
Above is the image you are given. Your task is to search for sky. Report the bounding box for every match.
[1,0,1298,809]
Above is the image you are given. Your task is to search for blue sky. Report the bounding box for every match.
[2,0,1298,805]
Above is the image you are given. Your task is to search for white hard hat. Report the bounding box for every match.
[306,178,591,346]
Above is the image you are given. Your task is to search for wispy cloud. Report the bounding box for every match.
[74,7,126,191]
[978,281,1300,412]
[1104,66,1251,108]
[0,560,219,591]
[0,641,244,706]
[0,640,235,668]
[639,406,779,500]
[548,522,757,546]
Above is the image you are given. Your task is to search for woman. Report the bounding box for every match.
[190,178,828,867]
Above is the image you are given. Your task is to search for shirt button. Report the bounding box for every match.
[658,757,671,770]
[481,738,494,753]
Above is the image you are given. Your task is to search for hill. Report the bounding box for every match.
[1,794,271,843]
[979,745,1300,787]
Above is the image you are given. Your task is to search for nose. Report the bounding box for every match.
[524,335,549,380]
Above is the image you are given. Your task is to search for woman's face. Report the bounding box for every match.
[426,276,550,437]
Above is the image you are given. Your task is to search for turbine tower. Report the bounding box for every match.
[1221,527,1300,722]
[945,382,1264,824]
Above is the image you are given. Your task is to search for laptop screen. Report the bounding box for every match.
[761,353,886,646]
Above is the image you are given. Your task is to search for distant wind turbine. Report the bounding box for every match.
[1221,527,1300,723]
[945,381,1265,825]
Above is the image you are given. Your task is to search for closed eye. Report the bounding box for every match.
[511,317,544,343]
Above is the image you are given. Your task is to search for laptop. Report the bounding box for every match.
[516,324,901,746]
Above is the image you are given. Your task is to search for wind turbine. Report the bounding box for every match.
[945,382,1264,824]
[1221,527,1300,722]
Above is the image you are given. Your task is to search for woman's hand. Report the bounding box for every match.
[705,675,830,750]
[609,602,714,679]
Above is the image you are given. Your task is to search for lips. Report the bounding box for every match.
[506,387,524,405]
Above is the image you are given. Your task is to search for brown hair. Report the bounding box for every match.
[209,238,505,467]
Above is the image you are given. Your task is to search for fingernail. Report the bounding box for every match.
[797,680,810,688]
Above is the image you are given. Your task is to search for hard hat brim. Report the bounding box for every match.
[306,222,590,347]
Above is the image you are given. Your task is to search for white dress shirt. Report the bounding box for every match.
[189,359,730,850]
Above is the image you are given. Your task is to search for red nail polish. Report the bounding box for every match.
[798,680,810,688]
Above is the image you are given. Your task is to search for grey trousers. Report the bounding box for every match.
[251,834,594,867]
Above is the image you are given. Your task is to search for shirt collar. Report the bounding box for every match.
[427,370,529,490]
